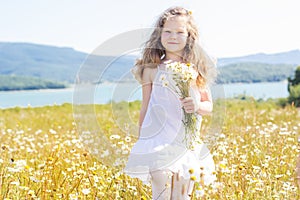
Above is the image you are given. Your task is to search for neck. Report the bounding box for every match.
[165,52,183,62]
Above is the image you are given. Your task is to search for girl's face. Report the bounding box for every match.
[161,16,188,58]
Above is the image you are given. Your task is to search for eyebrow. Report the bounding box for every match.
[163,27,187,31]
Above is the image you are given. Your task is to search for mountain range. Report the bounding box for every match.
[218,49,300,66]
[0,42,299,87]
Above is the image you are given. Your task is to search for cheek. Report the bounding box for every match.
[160,35,167,45]
[179,36,188,46]
[161,33,168,41]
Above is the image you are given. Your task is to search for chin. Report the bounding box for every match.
[167,50,184,54]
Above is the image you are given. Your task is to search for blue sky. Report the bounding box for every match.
[1,0,299,58]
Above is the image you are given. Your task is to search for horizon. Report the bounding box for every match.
[1,41,300,59]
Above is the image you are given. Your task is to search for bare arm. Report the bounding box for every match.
[138,68,155,136]
[196,87,213,115]
[181,87,213,115]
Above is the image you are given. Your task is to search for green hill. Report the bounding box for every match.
[0,42,87,83]
[0,42,299,90]
[217,62,297,84]
[0,75,67,91]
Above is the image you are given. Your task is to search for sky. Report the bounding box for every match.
[1,0,300,58]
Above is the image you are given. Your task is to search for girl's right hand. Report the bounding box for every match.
[180,97,200,113]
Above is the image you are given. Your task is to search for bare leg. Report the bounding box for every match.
[151,170,172,200]
[187,180,195,198]
[171,173,194,200]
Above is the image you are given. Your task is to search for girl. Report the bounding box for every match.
[124,7,218,199]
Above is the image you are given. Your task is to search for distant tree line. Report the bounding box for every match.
[288,66,300,107]
[217,62,296,84]
[0,75,67,91]
[0,62,297,91]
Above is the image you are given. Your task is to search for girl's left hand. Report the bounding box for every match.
[180,97,199,113]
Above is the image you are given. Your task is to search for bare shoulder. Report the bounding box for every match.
[142,67,157,83]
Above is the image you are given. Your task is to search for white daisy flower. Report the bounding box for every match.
[159,74,167,81]
[162,80,169,87]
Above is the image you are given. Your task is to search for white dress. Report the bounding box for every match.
[124,64,216,185]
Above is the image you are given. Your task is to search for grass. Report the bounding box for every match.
[0,99,299,199]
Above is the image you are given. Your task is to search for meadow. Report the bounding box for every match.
[0,99,299,199]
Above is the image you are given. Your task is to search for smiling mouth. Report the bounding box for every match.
[168,42,178,44]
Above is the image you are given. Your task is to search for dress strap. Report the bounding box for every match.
[157,64,162,71]
[157,63,167,71]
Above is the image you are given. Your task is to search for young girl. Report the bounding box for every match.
[124,7,218,199]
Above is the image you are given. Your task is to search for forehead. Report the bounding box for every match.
[163,16,187,30]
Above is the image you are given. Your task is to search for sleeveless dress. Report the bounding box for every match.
[124,64,216,185]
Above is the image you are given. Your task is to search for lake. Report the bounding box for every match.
[0,81,289,108]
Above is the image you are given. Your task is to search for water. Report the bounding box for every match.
[0,81,289,108]
[220,81,289,99]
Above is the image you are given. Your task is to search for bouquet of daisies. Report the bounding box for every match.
[164,60,199,149]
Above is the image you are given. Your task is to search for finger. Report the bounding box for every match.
[181,101,188,107]
[185,109,193,113]
[184,96,192,101]
[181,96,191,101]
[182,98,191,105]
[184,100,194,106]
[187,105,194,110]
[182,98,192,105]
[183,105,190,111]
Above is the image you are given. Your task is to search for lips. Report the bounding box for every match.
[167,42,179,44]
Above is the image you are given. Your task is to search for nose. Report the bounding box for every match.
[169,32,177,39]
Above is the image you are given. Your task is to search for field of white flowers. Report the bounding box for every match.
[0,99,299,199]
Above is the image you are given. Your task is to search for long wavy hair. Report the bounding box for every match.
[131,6,217,87]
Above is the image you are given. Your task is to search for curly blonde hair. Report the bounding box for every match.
[131,6,217,87]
